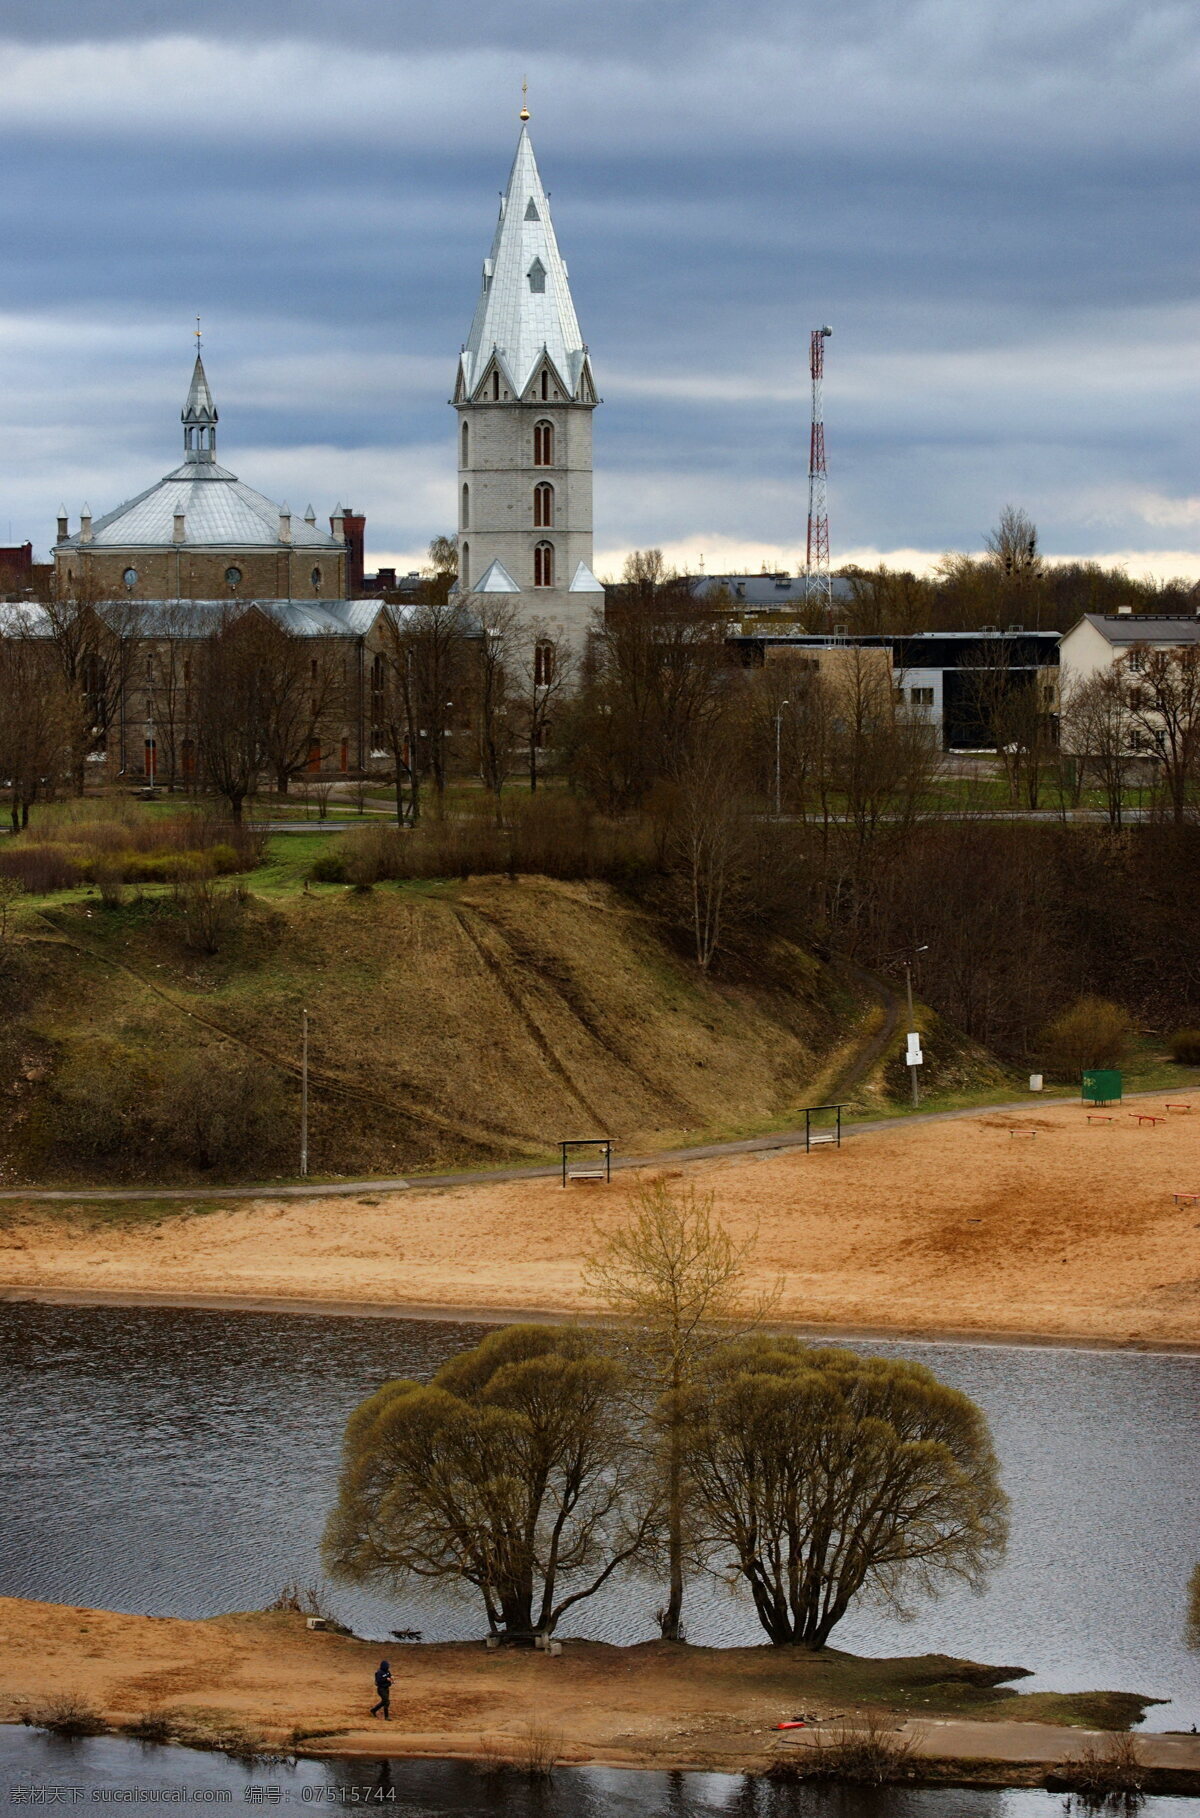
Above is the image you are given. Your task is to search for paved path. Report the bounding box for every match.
[0,1089,1170,1205]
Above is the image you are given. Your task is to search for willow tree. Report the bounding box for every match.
[321,1324,658,1642]
[684,1336,1008,1648]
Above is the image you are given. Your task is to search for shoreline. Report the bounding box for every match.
[4,1600,1199,1793]
[6,1279,1200,1356]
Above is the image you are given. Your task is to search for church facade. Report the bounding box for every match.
[454,120,604,649]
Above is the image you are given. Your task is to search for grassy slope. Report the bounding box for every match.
[0,870,885,1184]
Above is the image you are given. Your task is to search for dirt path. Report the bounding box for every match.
[3,1094,1200,1346]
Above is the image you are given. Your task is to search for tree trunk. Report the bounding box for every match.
[660,1423,685,1640]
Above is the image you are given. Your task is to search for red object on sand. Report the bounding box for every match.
[775,1721,807,1730]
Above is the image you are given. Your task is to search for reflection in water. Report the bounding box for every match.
[3,1729,1199,1816]
[2,1304,1200,1728]
[1187,1564,1200,1652]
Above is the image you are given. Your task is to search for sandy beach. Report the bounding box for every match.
[5,1597,1197,1780]
[2,1095,1199,1344]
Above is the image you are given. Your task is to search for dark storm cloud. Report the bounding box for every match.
[0,0,1195,571]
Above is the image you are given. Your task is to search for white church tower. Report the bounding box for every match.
[454,111,603,649]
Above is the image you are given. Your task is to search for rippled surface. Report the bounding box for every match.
[2,1304,1199,1728]
[3,1731,1198,1817]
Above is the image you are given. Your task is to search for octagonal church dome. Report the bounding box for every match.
[57,353,342,555]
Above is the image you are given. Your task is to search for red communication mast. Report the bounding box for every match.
[805,325,833,614]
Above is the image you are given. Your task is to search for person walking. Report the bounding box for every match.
[371,1658,393,1720]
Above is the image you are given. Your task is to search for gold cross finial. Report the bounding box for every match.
[520,77,529,121]
[194,315,202,352]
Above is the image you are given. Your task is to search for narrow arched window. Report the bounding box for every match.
[534,640,555,688]
[533,481,554,528]
[491,371,500,401]
[533,420,553,466]
[461,483,469,530]
[534,541,554,588]
[461,420,469,466]
[460,541,470,589]
[540,371,549,400]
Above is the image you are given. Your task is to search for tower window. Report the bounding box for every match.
[461,483,469,530]
[534,541,554,588]
[311,565,323,592]
[533,420,553,466]
[524,197,539,221]
[461,420,469,466]
[540,371,549,400]
[534,640,555,688]
[533,482,554,528]
[123,567,138,589]
[224,565,242,589]
[527,258,546,294]
[461,541,470,589]
[491,371,500,401]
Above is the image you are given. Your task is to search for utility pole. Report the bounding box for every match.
[805,325,833,621]
[774,699,790,818]
[903,944,928,1108]
[300,1010,309,1178]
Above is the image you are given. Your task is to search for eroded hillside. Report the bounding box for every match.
[0,876,882,1184]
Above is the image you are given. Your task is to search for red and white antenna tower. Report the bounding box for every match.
[805,325,833,615]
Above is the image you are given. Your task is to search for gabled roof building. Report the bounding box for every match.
[454,116,603,648]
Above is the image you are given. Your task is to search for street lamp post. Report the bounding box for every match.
[774,700,790,818]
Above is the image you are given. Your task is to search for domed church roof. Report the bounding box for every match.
[58,354,342,553]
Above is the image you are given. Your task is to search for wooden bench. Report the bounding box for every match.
[566,1168,609,1182]
[1009,1128,1039,1138]
[1087,1114,1115,1125]
[808,1132,837,1146]
[1167,1104,1192,1113]
[1173,1191,1200,1206]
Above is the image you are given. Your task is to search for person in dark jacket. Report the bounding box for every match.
[371,1659,393,1720]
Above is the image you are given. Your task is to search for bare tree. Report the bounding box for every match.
[193,610,265,822]
[470,596,518,814]
[584,1178,772,1642]
[41,584,144,790]
[985,505,1042,585]
[668,737,752,972]
[1060,669,1131,825]
[253,616,345,796]
[377,597,471,821]
[1120,643,1200,823]
[511,622,575,793]
[0,613,73,829]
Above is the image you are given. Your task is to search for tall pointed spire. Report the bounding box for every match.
[458,125,593,402]
[181,352,218,464]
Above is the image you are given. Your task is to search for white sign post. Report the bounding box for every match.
[906,1031,923,1107]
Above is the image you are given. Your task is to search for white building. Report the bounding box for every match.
[453,118,604,650]
[1059,610,1200,691]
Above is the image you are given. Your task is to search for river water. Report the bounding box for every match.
[1,1303,1199,1736]
[3,1731,1200,1817]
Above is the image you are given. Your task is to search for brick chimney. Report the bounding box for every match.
[333,505,366,596]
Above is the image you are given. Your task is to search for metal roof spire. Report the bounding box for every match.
[458,121,592,402]
[520,76,529,121]
[181,343,218,465]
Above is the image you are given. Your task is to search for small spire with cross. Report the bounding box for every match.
[520,77,529,121]
[194,315,202,352]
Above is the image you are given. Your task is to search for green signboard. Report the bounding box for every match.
[1082,1069,1123,1104]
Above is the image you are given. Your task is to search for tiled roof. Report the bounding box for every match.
[1079,612,1200,645]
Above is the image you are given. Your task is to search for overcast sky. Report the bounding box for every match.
[0,0,1196,581]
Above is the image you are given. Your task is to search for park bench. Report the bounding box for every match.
[560,1139,613,1187]
[1087,1114,1115,1125]
[1130,1113,1166,1127]
[1173,1192,1200,1207]
[1167,1103,1192,1113]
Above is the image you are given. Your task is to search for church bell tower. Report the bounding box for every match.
[453,113,603,649]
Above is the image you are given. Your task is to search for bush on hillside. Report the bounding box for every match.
[1039,995,1131,1080]
[1170,1030,1200,1066]
[37,1036,291,1176]
[310,798,656,889]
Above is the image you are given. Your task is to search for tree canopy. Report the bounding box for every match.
[683,1336,1008,1647]
[321,1323,658,1641]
